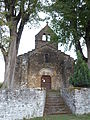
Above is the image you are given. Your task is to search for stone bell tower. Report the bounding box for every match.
[35,23,58,50]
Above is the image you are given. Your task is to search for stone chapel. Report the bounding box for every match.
[14,24,74,89]
[0,24,90,120]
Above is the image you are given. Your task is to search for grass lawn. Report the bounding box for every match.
[24,114,90,120]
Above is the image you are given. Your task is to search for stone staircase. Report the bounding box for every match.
[44,90,71,115]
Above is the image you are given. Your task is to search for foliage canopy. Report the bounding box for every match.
[0,0,44,62]
[70,51,90,87]
[47,0,90,62]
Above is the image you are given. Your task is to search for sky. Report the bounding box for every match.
[0,22,77,83]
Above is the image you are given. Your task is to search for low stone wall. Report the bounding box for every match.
[61,87,90,114]
[0,88,46,120]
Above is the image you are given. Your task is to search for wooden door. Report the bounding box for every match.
[41,75,51,90]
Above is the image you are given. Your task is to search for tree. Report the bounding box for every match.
[47,0,90,68]
[0,0,44,88]
[69,51,90,87]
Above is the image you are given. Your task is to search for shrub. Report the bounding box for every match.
[69,51,90,87]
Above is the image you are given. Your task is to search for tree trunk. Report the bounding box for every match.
[87,40,90,69]
[85,20,90,69]
[4,40,16,89]
[3,27,17,89]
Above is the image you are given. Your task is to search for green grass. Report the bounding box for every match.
[23,114,90,120]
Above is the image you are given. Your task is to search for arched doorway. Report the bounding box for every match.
[41,75,51,90]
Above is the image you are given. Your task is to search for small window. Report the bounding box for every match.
[47,34,51,41]
[45,54,49,63]
[42,34,46,41]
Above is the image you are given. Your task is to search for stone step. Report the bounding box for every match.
[44,109,71,115]
[44,107,71,114]
[46,100,63,103]
[44,110,71,115]
[45,106,70,110]
[45,105,69,109]
[46,98,62,100]
[44,108,69,112]
[45,103,64,106]
[44,108,71,113]
[46,99,64,103]
[47,94,60,96]
[46,96,60,98]
[46,102,64,105]
[44,90,71,115]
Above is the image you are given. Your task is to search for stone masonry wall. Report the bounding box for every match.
[61,87,90,114]
[27,48,62,90]
[0,88,46,120]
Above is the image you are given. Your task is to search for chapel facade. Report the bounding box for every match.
[14,24,74,90]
